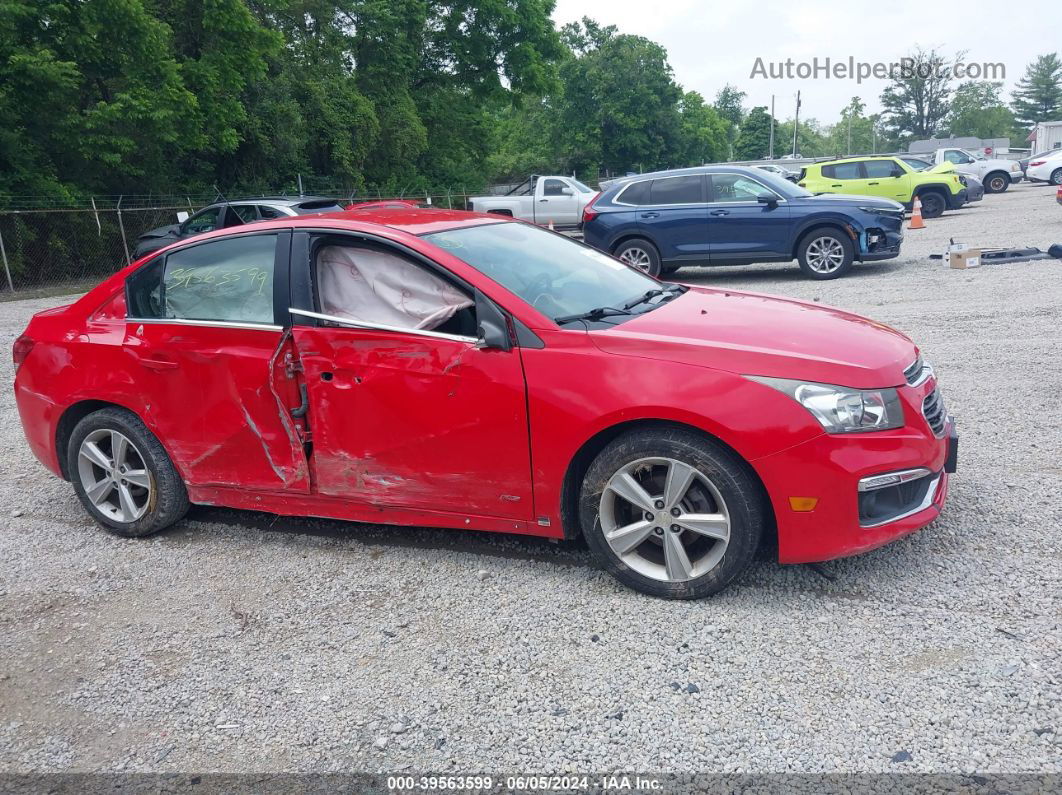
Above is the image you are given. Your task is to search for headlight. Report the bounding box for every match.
[747,376,904,433]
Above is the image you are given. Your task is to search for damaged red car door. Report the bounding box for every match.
[286,233,534,520]
[124,231,310,492]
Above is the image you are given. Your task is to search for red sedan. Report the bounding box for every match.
[13,209,957,598]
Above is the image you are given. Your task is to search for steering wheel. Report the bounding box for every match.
[525,272,556,310]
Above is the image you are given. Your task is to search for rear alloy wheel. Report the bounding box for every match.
[68,407,189,538]
[1051,168,1062,187]
[918,192,946,219]
[797,230,853,280]
[580,428,763,599]
[614,239,662,277]
[984,172,1010,193]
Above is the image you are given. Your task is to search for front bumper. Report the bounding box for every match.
[751,383,955,564]
[860,227,904,261]
[947,188,968,209]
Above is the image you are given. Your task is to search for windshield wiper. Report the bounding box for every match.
[622,284,687,311]
[554,306,632,326]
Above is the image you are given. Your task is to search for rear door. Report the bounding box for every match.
[705,173,790,261]
[818,161,868,194]
[629,174,709,263]
[124,230,310,492]
[286,231,534,519]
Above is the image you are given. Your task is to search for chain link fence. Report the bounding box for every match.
[0,190,483,299]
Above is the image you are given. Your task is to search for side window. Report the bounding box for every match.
[616,180,652,205]
[710,174,768,202]
[944,150,972,164]
[152,235,277,323]
[648,176,703,204]
[126,256,164,318]
[182,207,223,234]
[865,160,902,178]
[258,205,286,219]
[229,205,259,224]
[542,179,569,196]
[822,162,864,180]
[315,243,476,338]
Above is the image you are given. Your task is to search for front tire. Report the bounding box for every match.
[796,229,853,280]
[579,428,764,599]
[613,239,662,277]
[68,407,189,538]
[984,172,1010,193]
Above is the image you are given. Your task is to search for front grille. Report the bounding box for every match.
[904,355,932,386]
[922,388,946,436]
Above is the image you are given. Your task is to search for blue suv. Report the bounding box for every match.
[581,166,905,280]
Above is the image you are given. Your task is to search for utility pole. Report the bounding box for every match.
[847,113,852,155]
[791,91,801,157]
[769,95,775,159]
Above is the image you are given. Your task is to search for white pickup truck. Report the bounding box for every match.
[927,148,1023,194]
[469,175,597,227]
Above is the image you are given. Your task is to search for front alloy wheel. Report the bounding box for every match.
[797,230,853,280]
[580,428,764,599]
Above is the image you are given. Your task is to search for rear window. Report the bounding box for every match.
[649,176,703,204]
[822,162,864,180]
[293,201,344,214]
[615,179,652,205]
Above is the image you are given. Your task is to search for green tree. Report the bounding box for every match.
[880,48,954,142]
[713,84,745,158]
[950,81,1015,138]
[733,106,772,160]
[675,92,729,165]
[1011,53,1062,129]
[823,97,878,156]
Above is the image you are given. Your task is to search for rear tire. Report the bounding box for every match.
[1051,168,1062,187]
[796,229,853,280]
[579,427,764,599]
[917,191,946,219]
[984,172,1010,193]
[613,239,662,277]
[67,407,189,538]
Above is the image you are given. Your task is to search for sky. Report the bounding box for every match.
[551,0,1062,125]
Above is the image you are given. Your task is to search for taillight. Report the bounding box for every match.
[1030,160,1045,167]
[581,192,601,224]
[12,335,34,368]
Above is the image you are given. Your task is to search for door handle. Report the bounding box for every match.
[710,210,730,216]
[538,198,549,202]
[138,357,178,371]
[639,212,660,219]
[831,184,843,187]
[868,181,879,185]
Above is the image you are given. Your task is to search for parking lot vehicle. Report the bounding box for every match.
[133,197,345,257]
[754,163,798,182]
[924,147,1022,193]
[1019,148,1061,176]
[799,156,966,219]
[899,157,984,202]
[13,208,956,599]
[468,175,596,227]
[1026,150,1062,185]
[582,166,905,280]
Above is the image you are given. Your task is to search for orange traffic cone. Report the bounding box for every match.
[909,197,926,230]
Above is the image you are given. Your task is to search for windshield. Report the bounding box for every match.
[424,222,662,323]
[752,169,812,198]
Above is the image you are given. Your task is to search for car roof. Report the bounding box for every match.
[607,164,774,187]
[204,196,343,208]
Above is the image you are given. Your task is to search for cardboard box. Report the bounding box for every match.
[948,247,981,269]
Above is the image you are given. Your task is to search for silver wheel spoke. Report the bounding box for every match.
[605,520,656,556]
[86,478,114,505]
[607,473,656,513]
[663,531,694,581]
[116,484,139,522]
[123,469,151,489]
[675,512,730,541]
[80,441,112,471]
[663,461,696,511]
[111,431,129,468]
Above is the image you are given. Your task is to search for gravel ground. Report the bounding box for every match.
[1,181,1060,775]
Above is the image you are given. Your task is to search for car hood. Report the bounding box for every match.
[138,224,181,240]
[927,163,957,175]
[798,193,905,211]
[591,287,916,389]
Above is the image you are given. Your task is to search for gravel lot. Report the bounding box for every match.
[1,181,1060,776]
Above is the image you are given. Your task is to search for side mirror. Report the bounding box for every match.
[757,193,779,207]
[176,211,189,223]
[474,290,513,351]
[560,187,574,196]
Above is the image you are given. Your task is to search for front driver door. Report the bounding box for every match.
[705,173,790,261]
[288,232,534,520]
